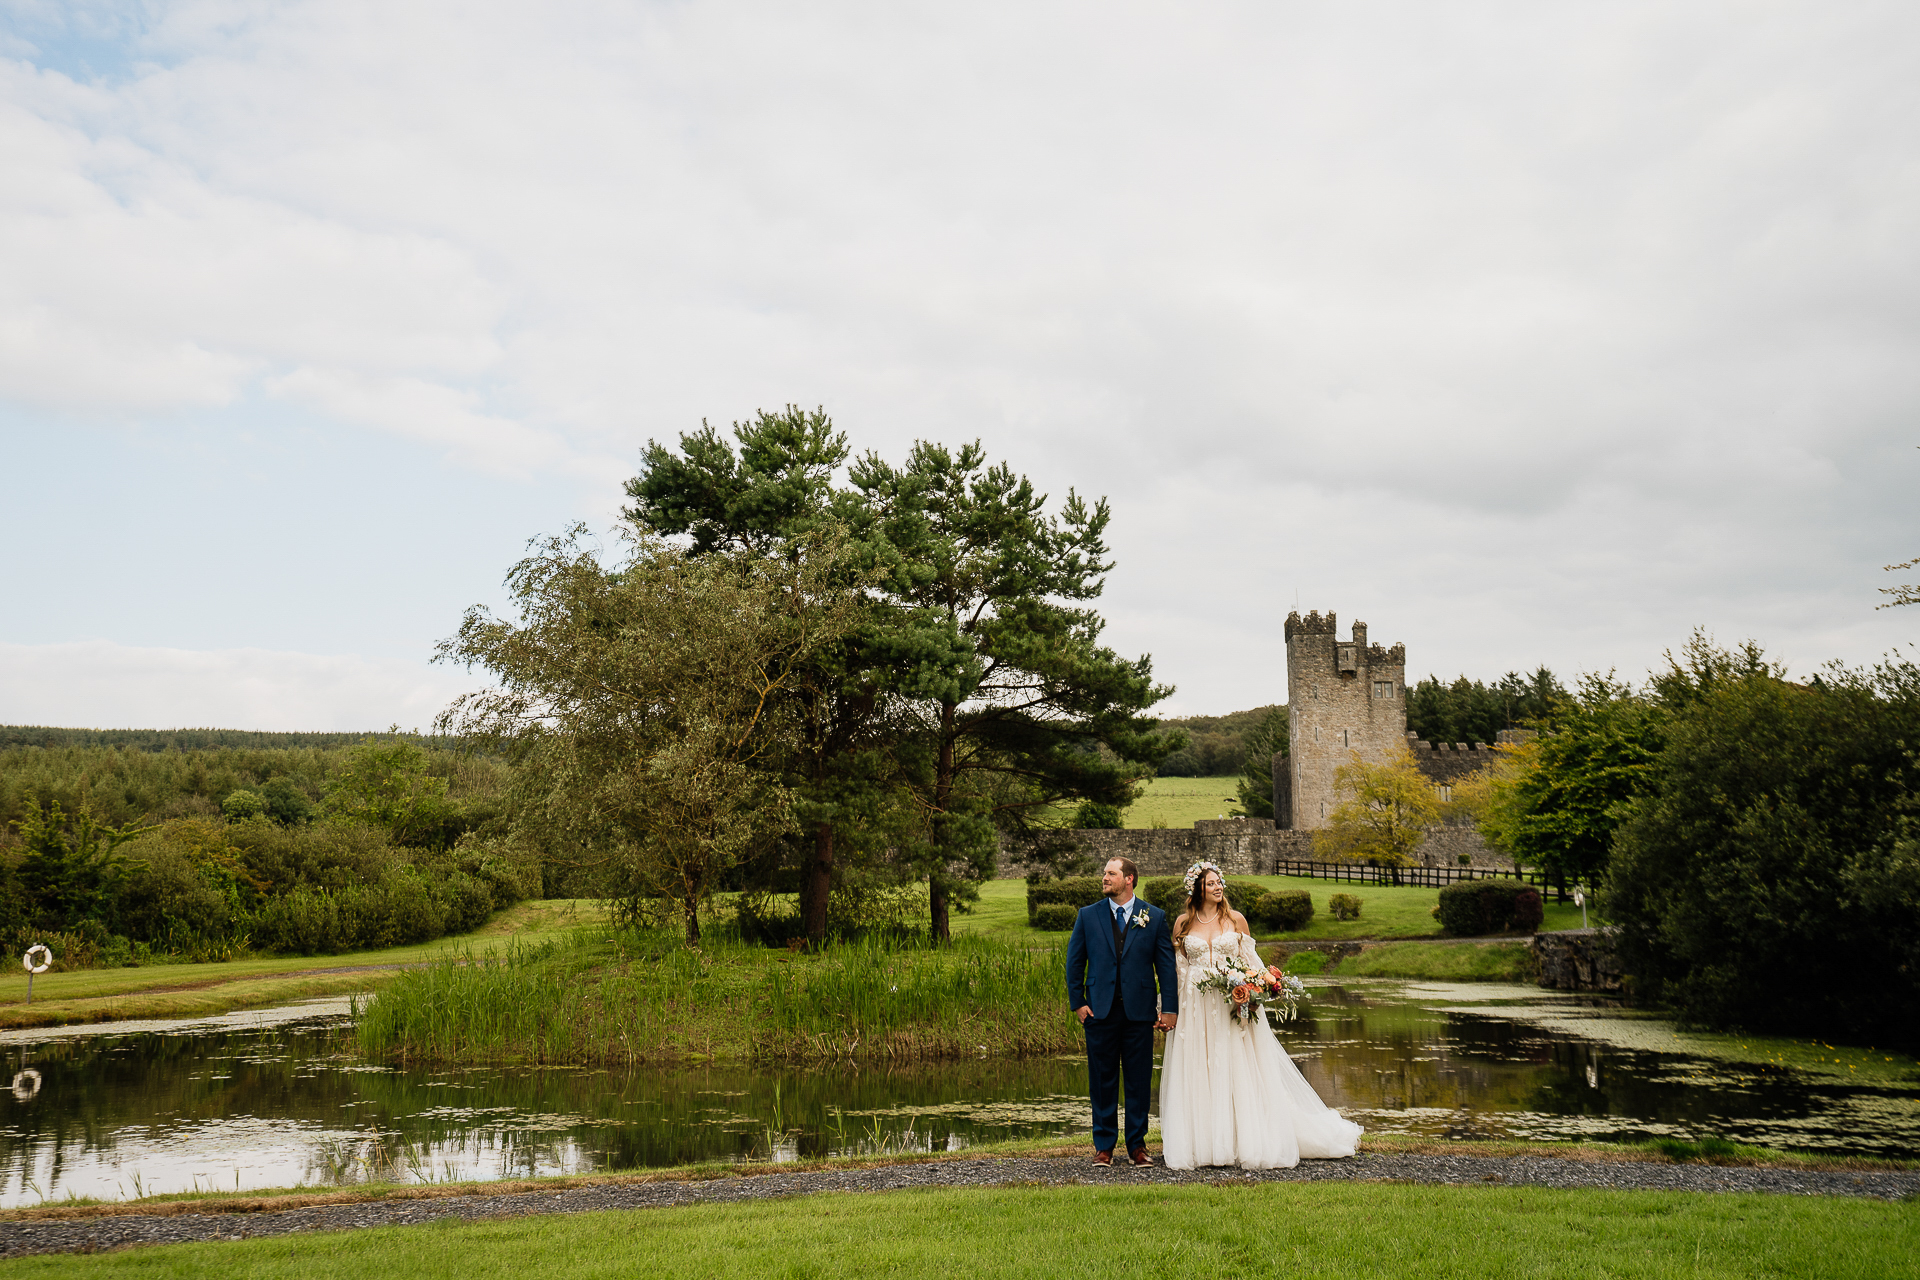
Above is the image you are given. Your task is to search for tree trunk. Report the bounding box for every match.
[683,897,701,946]
[929,876,950,944]
[802,821,833,947]
[930,698,958,944]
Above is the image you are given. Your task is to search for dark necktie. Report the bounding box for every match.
[1113,907,1127,954]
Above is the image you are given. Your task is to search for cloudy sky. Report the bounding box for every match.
[2,0,1915,729]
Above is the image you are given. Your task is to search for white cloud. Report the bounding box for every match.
[0,640,479,732]
[1,1,1917,721]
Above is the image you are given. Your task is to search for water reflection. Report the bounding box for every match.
[3,979,1915,1207]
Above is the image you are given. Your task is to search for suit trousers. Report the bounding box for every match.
[1084,1008,1155,1154]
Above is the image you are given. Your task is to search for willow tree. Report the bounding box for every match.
[434,524,866,944]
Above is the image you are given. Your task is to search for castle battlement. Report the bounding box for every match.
[1279,611,1407,831]
[1283,609,1338,640]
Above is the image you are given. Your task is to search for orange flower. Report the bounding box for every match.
[1231,985,1251,1004]
[1268,965,1284,981]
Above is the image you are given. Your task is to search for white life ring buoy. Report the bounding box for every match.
[22,945,52,975]
[10,1068,40,1101]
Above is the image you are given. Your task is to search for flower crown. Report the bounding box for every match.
[1182,861,1224,898]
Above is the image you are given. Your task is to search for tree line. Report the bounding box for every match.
[1428,634,1917,1052]
[0,738,532,967]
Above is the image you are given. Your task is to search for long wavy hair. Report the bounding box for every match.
[1171,868,1230,949]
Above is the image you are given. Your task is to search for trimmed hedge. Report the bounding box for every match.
[1139,875,1265,916]
[1139,878,1185,912]
[1248,890,1313,932]
[1328,893,1362,922]
[1436,881,1544,937]
[1026,877,1104,924]
[1032,902,1078,931]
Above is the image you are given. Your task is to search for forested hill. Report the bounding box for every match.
[1153,706,1282,776]
[0,726,419,752]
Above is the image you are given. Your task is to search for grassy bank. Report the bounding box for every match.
[0,901,594,1030]
[355,928,1077,1066]
[1321,939,1535,981]
[5,1181,1912,1279]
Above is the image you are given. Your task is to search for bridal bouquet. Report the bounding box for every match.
[1195,956,1309,1023]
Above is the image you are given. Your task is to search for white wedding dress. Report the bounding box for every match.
[1159,929,1363,1169]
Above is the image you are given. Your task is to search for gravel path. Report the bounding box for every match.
[4,1154,1914,1259]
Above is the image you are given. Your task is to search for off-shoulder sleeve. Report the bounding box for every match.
[1237,929,1263,971]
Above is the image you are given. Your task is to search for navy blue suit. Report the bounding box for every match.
[1065,896,1179,1154]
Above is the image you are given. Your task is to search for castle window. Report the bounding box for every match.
[1342,729,1349,747]
[1437,785,1453,802]
[1373,680,1393,699]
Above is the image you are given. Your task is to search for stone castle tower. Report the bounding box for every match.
[1278,611,1407,830]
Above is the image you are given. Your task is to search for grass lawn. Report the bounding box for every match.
[0,900,602,1030]
[1123,775,1243,828]
[6,1182,1911,1279]
[954,878,1583,943]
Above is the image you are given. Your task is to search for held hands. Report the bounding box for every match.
[1075,1007,1176,1031]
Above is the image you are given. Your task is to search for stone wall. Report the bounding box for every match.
[999,816,1506,876]
[999,817,1315,878]
[1407,735,1503,785]
[1413,821,1502,869]
[1530,928,1623,992]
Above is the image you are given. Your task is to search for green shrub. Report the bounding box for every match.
[1073,801,1124,829]
[260,777,317,826]
[1436,881,1543,936]
[1032,902,1078,931]
[117,838,246,944]
[1139,877,1185,913]
[1328,893,1362,921]
[1248,890,1313,932]
[1026,876,1103,923]
[1140,875,1265,917]
[221,789,267,821]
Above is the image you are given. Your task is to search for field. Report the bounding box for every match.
[1122,775,1244,827]
[3,1182,1910,1279]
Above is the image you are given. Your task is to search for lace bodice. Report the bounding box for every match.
[1176,928,1262,987]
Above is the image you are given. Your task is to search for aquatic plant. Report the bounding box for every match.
[355,929,1078,1065]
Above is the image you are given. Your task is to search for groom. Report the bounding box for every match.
[1066,856,1178,1167]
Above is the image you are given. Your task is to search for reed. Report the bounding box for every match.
[354,929,1081,1066]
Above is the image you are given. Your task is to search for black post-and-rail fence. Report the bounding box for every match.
[1270,859,1572,902]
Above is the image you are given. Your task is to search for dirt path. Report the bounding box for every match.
[3,1153,1913,1259]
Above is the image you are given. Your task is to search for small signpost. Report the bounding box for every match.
[1572,886,1588,930]
[22,944,52,1005]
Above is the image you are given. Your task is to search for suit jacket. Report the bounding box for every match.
[1066,897,1179,1021]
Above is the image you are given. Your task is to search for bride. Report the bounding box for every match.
[1159,861,1363,1169]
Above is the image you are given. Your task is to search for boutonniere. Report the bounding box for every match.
[1131,907,1151,930]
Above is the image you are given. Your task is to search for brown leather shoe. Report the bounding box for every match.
[1092,1149,1113,1166]
[1128,1148,1152,1166]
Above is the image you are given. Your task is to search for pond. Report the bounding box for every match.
[4,979,1915,1208]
